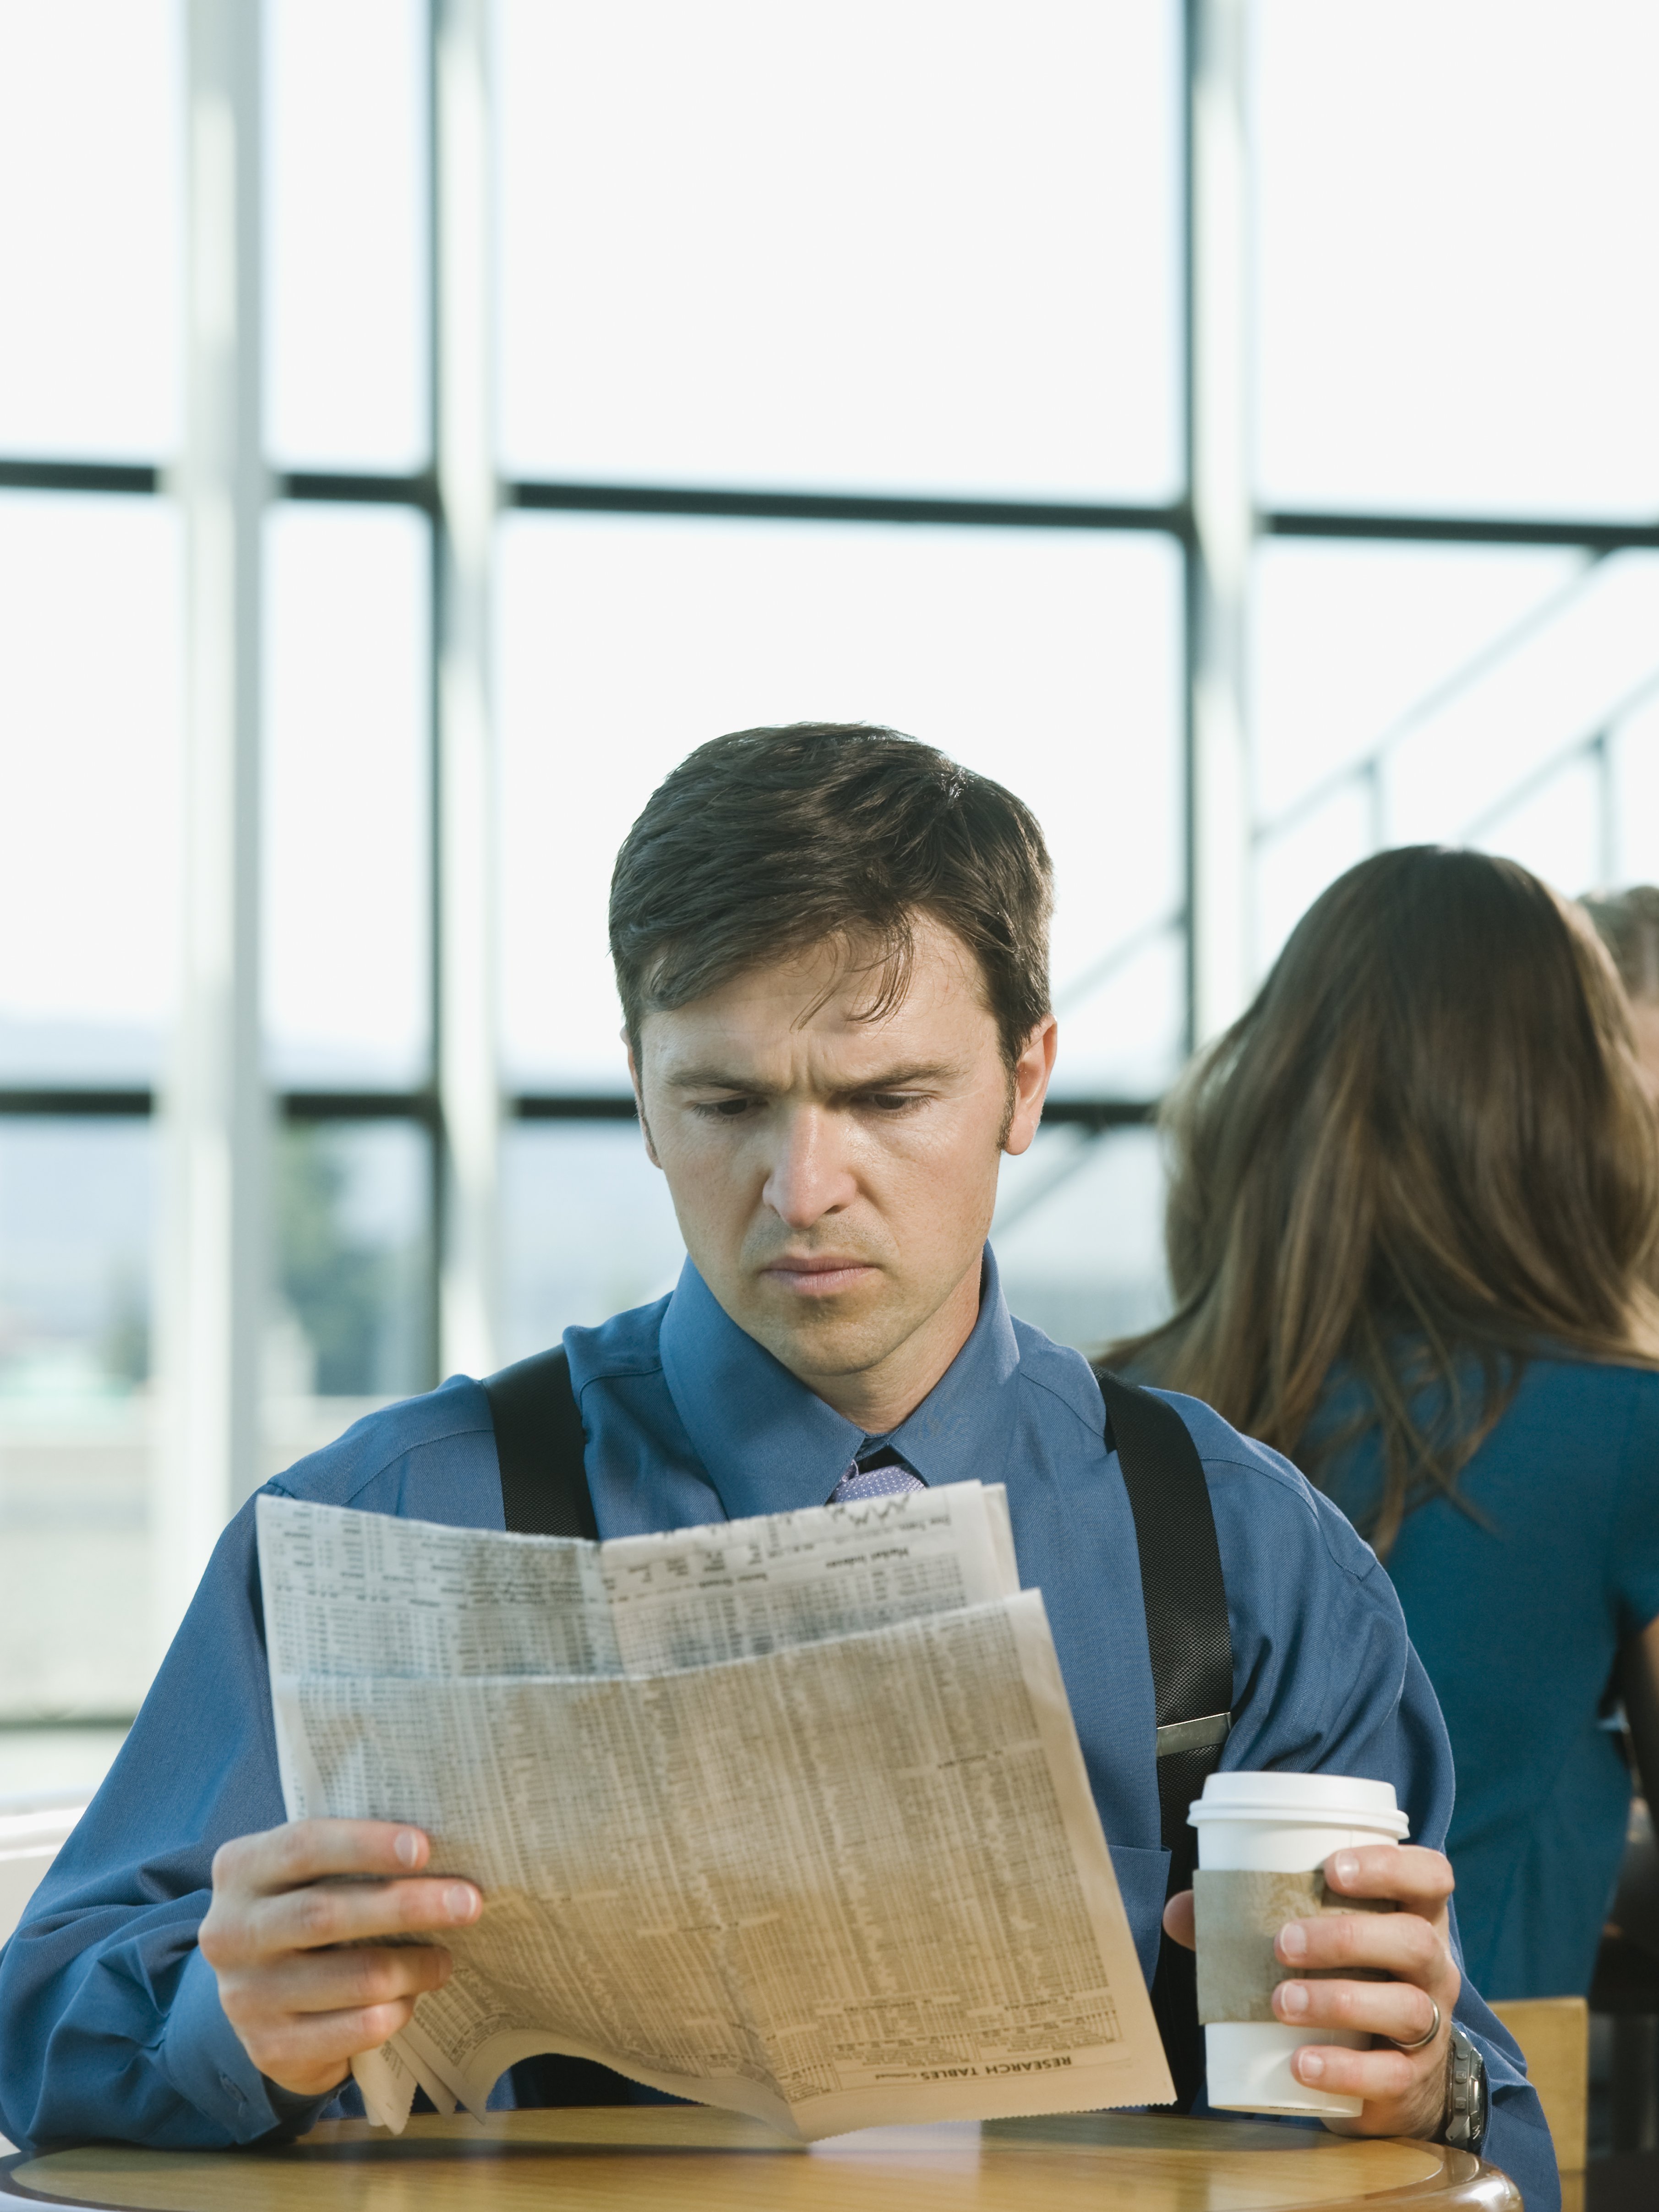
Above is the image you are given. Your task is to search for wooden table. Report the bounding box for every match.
[0,2108,1522,2212]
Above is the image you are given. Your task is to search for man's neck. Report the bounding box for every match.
[794,1261,984,1434]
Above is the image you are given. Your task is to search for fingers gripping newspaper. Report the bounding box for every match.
[258,1481,1175,2140]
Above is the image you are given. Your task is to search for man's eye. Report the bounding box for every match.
[692,1097,753,1119]
[863,1092,925,1113]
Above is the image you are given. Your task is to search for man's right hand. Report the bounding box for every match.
[198,1820,482,2100]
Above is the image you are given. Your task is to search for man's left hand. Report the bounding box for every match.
[1163,1844,1460,2141]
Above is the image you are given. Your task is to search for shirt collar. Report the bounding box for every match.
[658,1248,1023,1522]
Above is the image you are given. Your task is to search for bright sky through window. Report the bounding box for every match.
[5,0,1659,1727]
[496,0,1182,499]
[1255,0,1659,518]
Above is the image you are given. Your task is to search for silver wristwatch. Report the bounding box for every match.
[1442,2023,1488,2155]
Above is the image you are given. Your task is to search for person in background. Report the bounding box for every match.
[1583,884,1659,1102]
[1581,886,1659,1980]
[1108,846,1659,2003]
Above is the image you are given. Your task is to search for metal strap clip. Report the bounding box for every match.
[1154,1711,1233,1760]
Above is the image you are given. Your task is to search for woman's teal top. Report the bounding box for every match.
[1320,1358,1659,2000]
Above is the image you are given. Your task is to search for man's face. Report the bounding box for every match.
[629,918,1054,1415]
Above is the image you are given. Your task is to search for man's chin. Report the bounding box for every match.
[736,1285,910,1383]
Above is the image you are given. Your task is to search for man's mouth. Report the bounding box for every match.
[758,1256,879,1297]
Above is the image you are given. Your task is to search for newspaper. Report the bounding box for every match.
[259,1480,1019,1687]
[258,1487,1173,2138]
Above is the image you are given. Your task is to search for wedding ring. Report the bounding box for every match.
[1391,1999,1442,2053]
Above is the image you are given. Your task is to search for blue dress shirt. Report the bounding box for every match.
[0,1253,1554,2206]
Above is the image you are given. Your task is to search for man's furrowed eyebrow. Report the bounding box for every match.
[662,1060,960,1094]
[661,1066,769,1091]
[842,1061,959,1090]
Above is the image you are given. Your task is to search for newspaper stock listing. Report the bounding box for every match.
[257,1480,1174,2139]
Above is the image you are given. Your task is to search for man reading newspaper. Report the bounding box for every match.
[0,725,1552,2206]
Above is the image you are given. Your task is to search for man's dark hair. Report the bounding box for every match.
[609,723,1053,1066]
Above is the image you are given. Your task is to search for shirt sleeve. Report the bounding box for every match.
[0,1493,341,2152]
[1180,1403,1560,2212]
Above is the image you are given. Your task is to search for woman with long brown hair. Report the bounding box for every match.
[1111,845,1659,2000]
[1584,882,1659,1100]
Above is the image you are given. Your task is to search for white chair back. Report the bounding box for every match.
[0,1792,91,1948]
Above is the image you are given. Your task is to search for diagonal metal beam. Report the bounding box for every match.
[1459,664,1659,847]
[1254,552,1610,847]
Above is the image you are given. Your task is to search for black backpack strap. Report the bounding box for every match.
[1095,1366,1233,2110]
[481,1346,630,2112]
[482,1346,598,1540]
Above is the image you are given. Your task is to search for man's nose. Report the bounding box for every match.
[761,1107,856,1229]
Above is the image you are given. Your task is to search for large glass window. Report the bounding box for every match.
[11,1,1659,1735]
[501,1124,685,1362]
[0,496,182,1084]
[264,502,432,1089]
[265,0,429,473]
[0,1119,153,1721]
[1250,3,1659,972]
[0,0,182,460]
[499,515,1183,1095]
[496,0,1182,500]
[992,1125,1169,1358]
[270,1117,434,1461]
[1254,0,1659,519]
[1248,541,1657,964]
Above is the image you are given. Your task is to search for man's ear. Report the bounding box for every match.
[624,1032,663,1170]
[1002,1014,1058,1158]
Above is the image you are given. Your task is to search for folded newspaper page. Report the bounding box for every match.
[258,1487,1174,2138]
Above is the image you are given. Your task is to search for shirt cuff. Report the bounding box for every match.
[160,1947,332,2145]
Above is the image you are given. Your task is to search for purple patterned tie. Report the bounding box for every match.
[826,1444,926,1505]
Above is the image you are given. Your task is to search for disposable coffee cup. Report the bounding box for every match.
[1188,1771,1410,2120]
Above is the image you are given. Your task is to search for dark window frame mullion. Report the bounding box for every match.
[1262,509,1659,552]
[9,455,1655,556]
[0,1090,1159,1128]
[0,460,159,496]
[0,1089,156,1117]
[505,480,1192,535]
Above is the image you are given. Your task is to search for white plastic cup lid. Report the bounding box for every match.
[1188,1770,1410,1837]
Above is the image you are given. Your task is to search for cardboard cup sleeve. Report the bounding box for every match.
[1193,1869,1397,2024]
